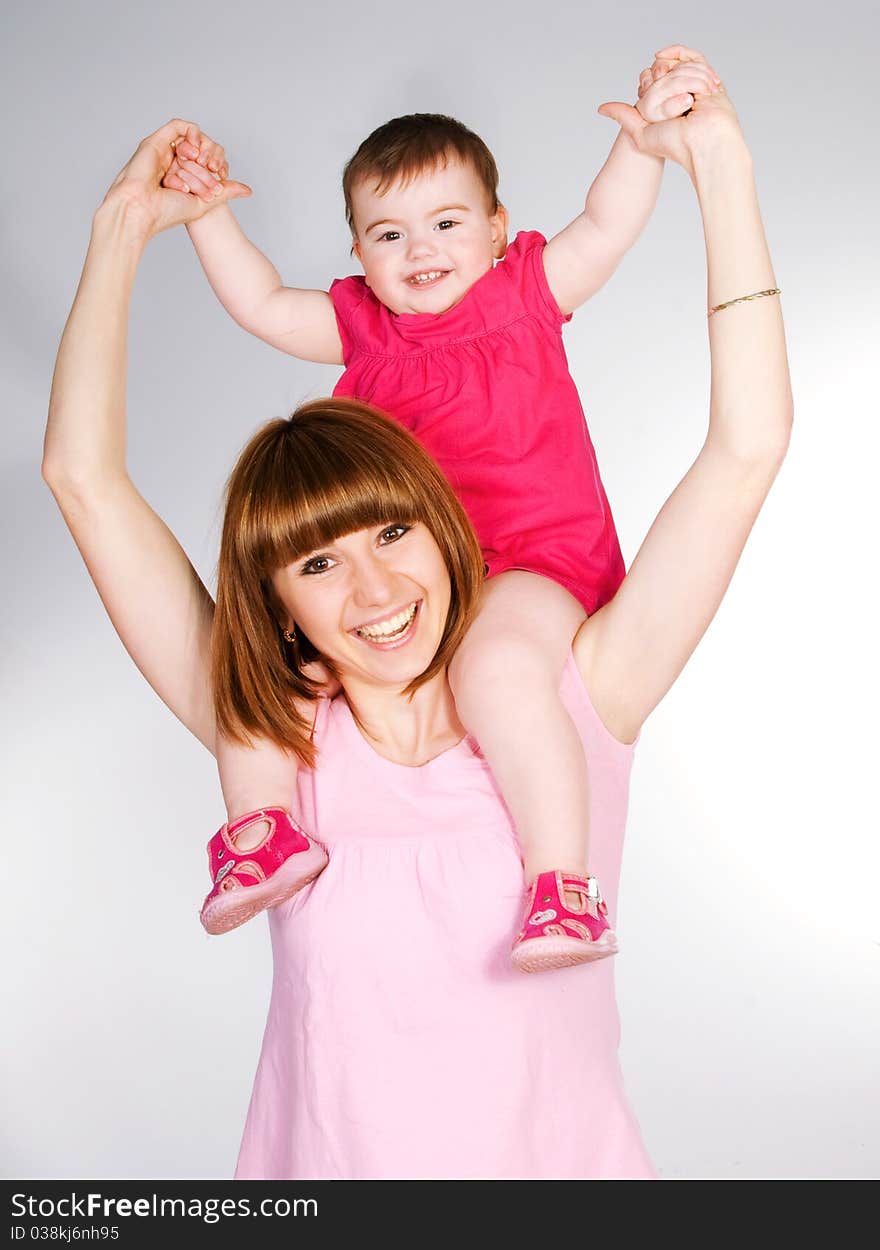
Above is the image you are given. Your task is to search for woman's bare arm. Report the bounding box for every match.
[575,63,793,743]
[43,122,252,753]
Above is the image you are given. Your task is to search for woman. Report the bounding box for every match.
[43,49,792,1179]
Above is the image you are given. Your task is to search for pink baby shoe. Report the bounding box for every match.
[511,869,618,972]
[199,807,328,935]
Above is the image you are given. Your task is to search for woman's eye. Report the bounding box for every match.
[379,524,411,544]
[301,555,333,575]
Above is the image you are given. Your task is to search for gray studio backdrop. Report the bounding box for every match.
[3,0,878,1179]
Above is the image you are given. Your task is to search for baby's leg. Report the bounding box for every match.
[200,730,327,935]
[448,571,589,882]
[217,733,298,850]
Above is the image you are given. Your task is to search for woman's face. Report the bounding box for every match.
[271,521,452,690]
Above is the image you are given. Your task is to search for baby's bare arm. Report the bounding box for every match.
[187,206,343,364]
[168,125,343,364]
[543,51,722,315]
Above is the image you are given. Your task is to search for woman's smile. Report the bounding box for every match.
[352,599,421,648]
[271,522,451,686]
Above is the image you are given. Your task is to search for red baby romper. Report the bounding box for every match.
[330,230,625,614]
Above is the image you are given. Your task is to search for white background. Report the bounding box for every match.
[2,0,878,1179]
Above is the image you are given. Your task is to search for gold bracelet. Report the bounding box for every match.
[708,288,780,317]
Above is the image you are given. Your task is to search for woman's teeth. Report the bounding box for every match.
[355,603,418,642]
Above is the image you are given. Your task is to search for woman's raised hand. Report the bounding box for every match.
[104,119,251,237]
[600,46,745,177]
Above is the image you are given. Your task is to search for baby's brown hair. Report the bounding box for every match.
[342,113,500,235]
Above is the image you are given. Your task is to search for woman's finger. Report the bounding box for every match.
[654,43,706,62]
[664,59,718,83]
[643,68,719,108]
[640,59,702,99]
[167,124,205,165]
[173,139,200,162]
[597,101,645,147]
[202,142,226,175]
[661,65,721,94]
[598,99,690,167]
[183,122,203,152]
[188,132,227,175]
[653,57,721,89]
[109,119,198,196]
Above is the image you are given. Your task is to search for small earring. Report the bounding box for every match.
[283,627,297,644]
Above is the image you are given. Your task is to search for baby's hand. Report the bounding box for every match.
[636,45,722,123]
[161,122,233,204]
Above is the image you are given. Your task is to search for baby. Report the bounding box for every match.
[166,48,722,970]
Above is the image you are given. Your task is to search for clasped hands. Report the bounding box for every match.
[160,45,728,206]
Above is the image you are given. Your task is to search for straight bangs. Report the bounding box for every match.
[240,419,436,579]
[213,399,485,767]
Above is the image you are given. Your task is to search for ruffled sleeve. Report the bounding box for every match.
[497,230,573,330]
[329,274,370,365]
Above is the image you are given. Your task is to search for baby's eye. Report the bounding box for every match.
[436,220,457,230]
[300,554,335,575]
[379,523,411,544]
[379,230,402,242]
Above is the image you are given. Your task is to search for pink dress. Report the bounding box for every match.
[235,653,655,1180]
[330,231,625,615]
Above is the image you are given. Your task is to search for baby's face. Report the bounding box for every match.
[350,158,507,316]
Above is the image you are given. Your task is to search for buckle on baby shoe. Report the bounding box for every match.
[585,876,600,902]
[214,860,235,885]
